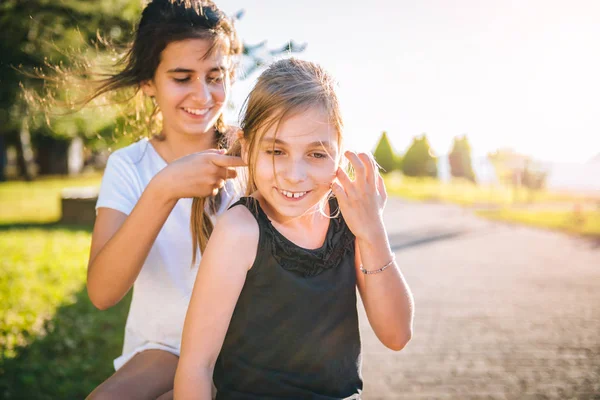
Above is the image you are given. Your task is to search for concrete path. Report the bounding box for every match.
[359,198,600,399]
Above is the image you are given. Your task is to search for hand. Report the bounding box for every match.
[331,151,387,241]
[155,149,246,200]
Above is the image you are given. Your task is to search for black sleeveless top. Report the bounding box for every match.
[213,197,363,399]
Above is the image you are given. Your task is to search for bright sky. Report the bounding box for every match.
[216,0,600,163]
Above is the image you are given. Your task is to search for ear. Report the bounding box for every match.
[140,79,156,98]
[238,131,249,164]
[235,128,244,141]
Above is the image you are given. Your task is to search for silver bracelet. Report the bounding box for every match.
[359,254,396,275]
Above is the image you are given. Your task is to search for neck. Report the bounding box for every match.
[258,196,332,250]
[261,196,330,230]
[152,128,217,163]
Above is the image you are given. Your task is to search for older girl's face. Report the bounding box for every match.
[252,107,340,222]
[142,38,230,138]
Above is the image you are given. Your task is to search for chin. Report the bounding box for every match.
[272,197,325,219]
[182,123,217,136]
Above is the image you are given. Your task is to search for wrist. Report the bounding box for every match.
[355,218,387,242]
[360,254,395,275]
[356,223,393,262]
[148,171,178,206]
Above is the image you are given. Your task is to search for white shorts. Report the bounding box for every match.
[114,342,180,370]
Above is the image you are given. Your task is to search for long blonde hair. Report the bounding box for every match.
[191,58,343,263]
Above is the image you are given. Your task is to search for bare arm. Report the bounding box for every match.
[87,151,245,310]
[174,206,258,399]
[87,179,176,310]
[331,151,414,351]
[355,231,414,351]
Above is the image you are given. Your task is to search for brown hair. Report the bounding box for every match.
[100,0,242,267]
[191,58,343,263]
[29,0,241,140]
[190,135,241,265]
[87,0,241,134]
[30,0,242,267]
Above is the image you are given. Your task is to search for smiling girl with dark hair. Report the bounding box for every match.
[84,1,245,398]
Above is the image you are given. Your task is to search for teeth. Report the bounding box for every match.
[281,190,307,198]
[183,107,209,116]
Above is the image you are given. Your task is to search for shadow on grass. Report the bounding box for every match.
[0,288,131,400]
[0,222,93,233]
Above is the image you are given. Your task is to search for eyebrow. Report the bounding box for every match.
[262,138,335,149]
[166,66,227,73]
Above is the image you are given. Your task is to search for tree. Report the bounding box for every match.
[487,149,548,202]
[401,134,438,178]
[373,131,397,174]
[448,135,476,182]
[487,148,527,186]
[521,160,548,191]
[0,0,141,179]
[0,1,305,179]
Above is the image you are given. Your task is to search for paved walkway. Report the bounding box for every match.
[359,198,600,399]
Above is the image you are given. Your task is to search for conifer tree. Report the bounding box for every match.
[401,134,438,178]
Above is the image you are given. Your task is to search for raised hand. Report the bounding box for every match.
[331,151,387,240]
[156,149,246,200]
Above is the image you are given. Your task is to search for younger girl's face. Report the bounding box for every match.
[142,38,230,138]
[253,106,340,222]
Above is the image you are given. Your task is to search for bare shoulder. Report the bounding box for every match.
[214,204,258,238]
[209,204,259,270]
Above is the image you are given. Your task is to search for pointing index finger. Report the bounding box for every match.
[210,154,247,168]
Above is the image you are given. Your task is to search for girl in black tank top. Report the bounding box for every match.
[175,59,414,399]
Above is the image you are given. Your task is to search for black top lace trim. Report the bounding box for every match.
[238,197,355,278]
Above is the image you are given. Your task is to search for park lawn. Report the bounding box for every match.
[0,173,102,224]
[384,173,600,237]
[384,173,594,206]
[0,175,128,399]
[385,173,512,205]
[475,209,600,237]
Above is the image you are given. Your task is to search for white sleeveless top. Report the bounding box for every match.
[95,138,238,370]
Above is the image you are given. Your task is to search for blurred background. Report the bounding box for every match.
[0,0,598,399]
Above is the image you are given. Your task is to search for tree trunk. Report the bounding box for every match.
[17,116,36,181]
[0,134,6,182]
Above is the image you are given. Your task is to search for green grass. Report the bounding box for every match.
[0,228,91,359]
[384,172,600,237]
[0,175,129,399]
[475,209,600,237]
[384,173,596,206]
[0,173,102,224]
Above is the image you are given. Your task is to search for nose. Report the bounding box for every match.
[280,158,308,184]
[190,78,211,104]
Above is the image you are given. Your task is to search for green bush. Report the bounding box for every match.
[401,134,438,178]
[448,135,476,183]
[373,131,398,174]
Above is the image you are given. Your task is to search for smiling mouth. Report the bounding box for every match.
[279,189,310,199]
[182,107,211,116]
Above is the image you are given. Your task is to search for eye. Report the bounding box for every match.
[311,152,328,159]
[173,76,191,83]
[208,74,224,84]
[265,149,284,156]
